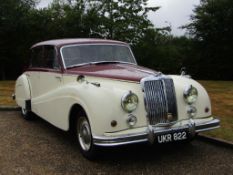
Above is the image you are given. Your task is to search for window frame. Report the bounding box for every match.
[30,45,61,71]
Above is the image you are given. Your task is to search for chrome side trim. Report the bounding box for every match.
[93,117,220,147]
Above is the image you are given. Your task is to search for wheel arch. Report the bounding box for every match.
[15,74,32,108]
[68,103,90,133]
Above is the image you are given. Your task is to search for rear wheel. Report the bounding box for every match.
[75,115,97,159]
[21,107,34,120]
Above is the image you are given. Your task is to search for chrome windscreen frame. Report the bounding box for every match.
[59,43,138,69]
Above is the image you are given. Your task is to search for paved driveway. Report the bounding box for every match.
[0,111,233,175]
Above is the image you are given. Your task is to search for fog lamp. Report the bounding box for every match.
[127,114,137,127]
[187,106,197,118]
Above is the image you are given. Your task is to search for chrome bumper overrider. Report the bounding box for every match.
[93,118,220,147]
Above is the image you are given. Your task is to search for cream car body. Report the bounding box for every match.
[15,39,220,157]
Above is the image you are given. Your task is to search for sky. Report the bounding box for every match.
[147,0,200,36]
[38,0,201,36]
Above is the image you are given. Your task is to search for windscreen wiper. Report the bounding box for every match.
[91,61,132,65]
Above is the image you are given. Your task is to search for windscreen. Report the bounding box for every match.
[61,44,136,68]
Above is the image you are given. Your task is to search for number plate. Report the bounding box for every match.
[156,131,188,144]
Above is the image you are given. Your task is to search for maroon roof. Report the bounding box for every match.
[31,38,128,48]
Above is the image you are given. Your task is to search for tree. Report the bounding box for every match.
[1,0,176,80]
[0,0,36,80]
[133,29,193,74]
[185,0,233,80]
[84,0,159,43]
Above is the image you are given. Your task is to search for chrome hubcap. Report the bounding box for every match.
[21,108,27,115]
[77,117,92,151]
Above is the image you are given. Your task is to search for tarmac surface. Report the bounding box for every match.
[0,111,233,175]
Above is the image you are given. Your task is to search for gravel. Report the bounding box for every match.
[0,111,233,175]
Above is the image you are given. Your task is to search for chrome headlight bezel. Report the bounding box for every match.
[183,85,198,104]
[121,91,139,113]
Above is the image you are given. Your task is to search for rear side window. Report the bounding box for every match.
[44,46,59,69]
[31,46,43,68]
[31,46,60,69]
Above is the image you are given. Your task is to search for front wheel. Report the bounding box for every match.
[76,116,97,159]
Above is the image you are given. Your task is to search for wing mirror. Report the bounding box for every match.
[77,75,100,87]
[180,67,191,78]
[77,75,86,83]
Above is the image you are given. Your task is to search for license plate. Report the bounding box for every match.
[156,131,188,144]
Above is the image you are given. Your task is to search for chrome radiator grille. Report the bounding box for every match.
[142,78,177,125]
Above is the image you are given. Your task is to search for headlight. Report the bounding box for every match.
[184,85,198,104]
[121,91,139,113]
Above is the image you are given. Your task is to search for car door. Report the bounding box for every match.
[35,45,63,121]
[38,45,62,95]
[27,46,43,99]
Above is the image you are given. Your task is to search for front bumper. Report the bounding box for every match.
[93,117,220,147]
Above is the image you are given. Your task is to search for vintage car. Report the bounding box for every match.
[15,39,220,158]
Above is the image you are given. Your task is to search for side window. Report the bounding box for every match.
[31,46,60,69]
[44,46,55,69]
[31,46,43,68]
[44,46,56,69]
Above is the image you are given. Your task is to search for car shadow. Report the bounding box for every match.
[32,114,198,162]
[97,142,196,162]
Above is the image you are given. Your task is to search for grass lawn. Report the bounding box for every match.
[0,81,16,106]
[0,80,232,142]
[199,81,233,142]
